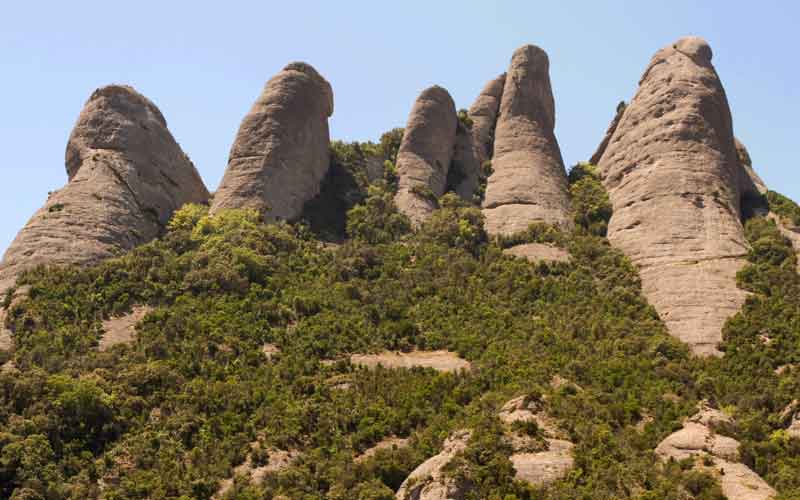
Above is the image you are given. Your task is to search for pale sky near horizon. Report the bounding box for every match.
[1,1,798,255]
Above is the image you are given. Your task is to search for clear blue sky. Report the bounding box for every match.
[1,1,798,255]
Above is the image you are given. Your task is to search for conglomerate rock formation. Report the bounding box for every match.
[394,86,458,225]
[211,62,334,222]
[468,73,506,167]
[482,45,571,236]
[595,36,750,356]
[0,85,209,296]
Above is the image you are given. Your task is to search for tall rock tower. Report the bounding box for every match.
[394,85,458,226]
[482,45,571,236]
[595,37,750,356]
[212,62,334,222]
[0,85,209,296]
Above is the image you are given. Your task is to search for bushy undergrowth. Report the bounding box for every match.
[0,163,798,499]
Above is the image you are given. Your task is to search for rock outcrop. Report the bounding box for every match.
[502,243,570,264]
[396,395,573,499]
[211,62,334,222]
[468,74,506,166]
[450,124,481,202]
[350,350,471,373]
[656,403,776,500]
[394,86,458,226]
[0,85,209,296]
[99,305,153,351]
[482,45,571,236]
[597,37,750,356]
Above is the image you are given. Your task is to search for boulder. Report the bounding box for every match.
[468,73,506,166]
[394,86,458,226]
[482,45,571,236]
[596,37,750,356]
[0,85,209,296]
[395,430,472,500]
[211,62,334,222]
[655,404,775,500]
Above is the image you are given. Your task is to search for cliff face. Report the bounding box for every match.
[393,86,458,226]
[597,37,749,356]
[211,62,334,222]
[0,85,208,296]
[482,45,571,236]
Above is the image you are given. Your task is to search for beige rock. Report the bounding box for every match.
[395,430,471,500]
[261,343,280,360]
[0,309,11,351]
[468,74,505,166]
[597,37,750,356]
[212,62,333,222]
[0,86,209,297]
[350,350,470,373]
[655,405,776,500]
[355,436,410,463]
[99,305,152,351]
[394,86,458,226]
[503,243,570,264]
[510,439,574,487]
[734,138,768,197]
[779,400,800,438]
[483,45,571,236]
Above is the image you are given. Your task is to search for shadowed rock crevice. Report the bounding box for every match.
[597,36,750,356]
[0,85,209,296]
[482,45,571,236]
[211,62,334,222]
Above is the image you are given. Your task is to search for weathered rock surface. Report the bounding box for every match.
[597,37,750,356]
[395,430,471,500]
[589,101,626,165]
[734,138,768,197]
[356,436,410,463]
[468,74,505,166]
[655,403,775,500]
[350,350,471,373]
[0,308,11,351]
[211,62,334,222]
[0,86,209,296]
[502,243,570,264]
[498,396,575,486]
[394,86,458,226]
[482,45,571,236]
[779,400,800,438]
[99,305,152,351]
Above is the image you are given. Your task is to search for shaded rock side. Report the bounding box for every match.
[468,73,506,166]
[394,86,458,226]
[482,45,571,236]
[212,62,334,221]
[449,124,482,202]
[0,85,209,296]
[734,138,767,197]
[655,404,776,500]
[597,37,750,356]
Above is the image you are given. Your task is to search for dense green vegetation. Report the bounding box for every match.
[0,152,798,499]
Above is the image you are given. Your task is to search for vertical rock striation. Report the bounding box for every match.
[211,62,334,222]
[597,37,750,356]
[0,85,209,296]
[393,86,458,226]
[482,45,571,236]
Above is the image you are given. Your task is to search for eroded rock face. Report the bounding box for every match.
[597,37,750,356]
[394,86,458,226]
[655,403,776,500]
[0,85,209,296]
[482,45,571,236]
[468,74,506,166]
[212,62,334,222]
[589,101,626,165]
[450,124,481,202]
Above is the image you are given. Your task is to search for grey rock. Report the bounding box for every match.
[483,45,571,236]
[0,85,209,296]
[597,37,749,356]
[212,62,334,222]
[589,101,626,165]
[394,86,458,226]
